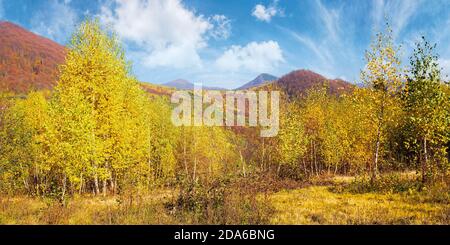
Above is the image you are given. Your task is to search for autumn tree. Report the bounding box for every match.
[361,22,403,180]
[0,92,50,195]
[50,19,153,196]
[277,101,307,178]
[145,96,178,185]
[321,95,353,175]
[402,37,450,182]
[348,88,388,175]
[176,125,240,184]
[302,87,328,176]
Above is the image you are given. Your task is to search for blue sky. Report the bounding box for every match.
[1,0,450,89]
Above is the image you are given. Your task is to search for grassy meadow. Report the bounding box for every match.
[1,173,449,225]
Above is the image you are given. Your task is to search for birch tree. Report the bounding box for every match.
[402,37,450,182]
[361,22,403,181]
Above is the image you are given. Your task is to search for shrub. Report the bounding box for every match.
[168,176,275,224]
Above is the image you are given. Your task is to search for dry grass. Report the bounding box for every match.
[1,173,450,224]
[268,186,450,224]
[0,188,177,224]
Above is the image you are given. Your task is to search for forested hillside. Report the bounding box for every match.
[0,22,66,93]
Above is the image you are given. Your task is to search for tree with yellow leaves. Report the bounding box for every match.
[50,19,153,196]
[0,92,50,195]
[361,21,404,181]
[402,37,450,182]
[277,101,307,178]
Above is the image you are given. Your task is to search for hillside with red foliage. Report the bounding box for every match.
[140,82,174,97]
[274,69,354,97]
[0,21,66,94]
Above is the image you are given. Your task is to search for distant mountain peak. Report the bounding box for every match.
[237,73,278,90]
[163,79,193,89]
[163,79,225,90]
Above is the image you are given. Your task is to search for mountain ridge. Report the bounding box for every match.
[237,73,278,90]
[162,79,226,90]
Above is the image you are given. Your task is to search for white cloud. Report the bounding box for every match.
[252,1,282,22]
[208,15,231,40]
[215,41,284,72]
[31,0,78,43]
[100,0,231,69]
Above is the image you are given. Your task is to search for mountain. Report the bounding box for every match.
[0,21,66,93]
[163,79,225,90]
[163,79,194,90]
[274,69,354,96]
[237,73,278,90]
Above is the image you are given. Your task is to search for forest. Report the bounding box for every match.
[0,20,449,224]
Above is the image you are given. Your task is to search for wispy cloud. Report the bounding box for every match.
[283,27,332,64]
[276,0,349,79]
[31,0,78,44]
[371,0,423,39]
[372,0,385,30]
[371,0,450,78]
[315,0,341,42]
[282,27,339,78]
